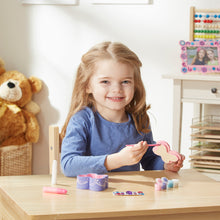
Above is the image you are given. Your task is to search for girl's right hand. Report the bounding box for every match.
[118,141,148,166]
[104,141,148,171]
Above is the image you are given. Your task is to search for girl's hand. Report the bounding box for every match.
[164,154,185,172]
[119,141,148,166]
[104,141,149,171]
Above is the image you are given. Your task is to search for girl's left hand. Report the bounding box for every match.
[164,154,185,172]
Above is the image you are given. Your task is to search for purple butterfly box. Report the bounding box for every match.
[77,173,108,191]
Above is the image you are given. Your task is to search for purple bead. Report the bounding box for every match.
[161,177,168,183]
[126,191,132,195]
[161,182,167,190]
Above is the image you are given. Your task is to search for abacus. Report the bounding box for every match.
[190,7,220,41]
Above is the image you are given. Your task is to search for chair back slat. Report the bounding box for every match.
[49,126,61,174]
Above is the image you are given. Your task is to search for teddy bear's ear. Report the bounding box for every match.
[28,76,42,93]
[0,58,6,75]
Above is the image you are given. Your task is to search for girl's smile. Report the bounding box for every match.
[107,96,125,102]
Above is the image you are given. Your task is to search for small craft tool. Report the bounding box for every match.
[51,160,57,185]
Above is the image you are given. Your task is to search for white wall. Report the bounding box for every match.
[1,0,220,174]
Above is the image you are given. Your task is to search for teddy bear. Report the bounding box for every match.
[0,59,42,147]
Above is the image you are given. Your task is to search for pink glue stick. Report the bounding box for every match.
[43,186,67,194]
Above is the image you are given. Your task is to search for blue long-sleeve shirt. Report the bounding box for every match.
[61,107,164,177]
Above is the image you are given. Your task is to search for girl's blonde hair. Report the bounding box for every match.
[207,49,218,60]
[61,41,150,140]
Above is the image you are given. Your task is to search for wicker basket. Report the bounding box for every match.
[0,143,32,176]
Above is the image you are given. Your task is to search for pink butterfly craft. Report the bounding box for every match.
[152,140,181,163]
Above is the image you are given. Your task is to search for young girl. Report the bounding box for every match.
[60,41,185,177]
[191,48,207,65]
[207,49,219,65]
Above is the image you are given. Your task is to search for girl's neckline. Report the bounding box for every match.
[96,111,131,125]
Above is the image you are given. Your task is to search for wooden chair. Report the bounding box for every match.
[49,125,61,174]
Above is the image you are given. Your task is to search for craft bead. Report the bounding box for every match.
[112,191,144,196]
[161,177,168,183]
[172,179,179,188]
[155,177,180,191]
[167,180,174,189]
[155,178,162,184]
[161,182,167,190]
[126,191,132,195]
[154,183,161,191]
[113,191,120,195]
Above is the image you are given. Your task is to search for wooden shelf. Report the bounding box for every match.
[190,115,220,173]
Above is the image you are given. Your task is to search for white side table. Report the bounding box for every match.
[163,74,220,152]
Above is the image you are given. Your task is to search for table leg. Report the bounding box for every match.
[172,79,182,152]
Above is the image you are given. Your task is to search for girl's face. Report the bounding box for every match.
[207,50,214,60]
[87,59,135,122]
[198,49,206,59]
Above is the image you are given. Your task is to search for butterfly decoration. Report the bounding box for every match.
[152,141,181,163]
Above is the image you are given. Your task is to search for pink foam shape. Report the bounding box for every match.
[156,140,170,151]
[169,150,181,161]
[153,141,180,163]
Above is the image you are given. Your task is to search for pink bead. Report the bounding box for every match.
[155,178,162,184]
[155,183,161,191]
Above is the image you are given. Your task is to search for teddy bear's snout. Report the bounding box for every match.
[0,79,22,102]
[7,81,15,89]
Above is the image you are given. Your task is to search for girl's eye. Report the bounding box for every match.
[122,80,131,84]
[100,80,109,84]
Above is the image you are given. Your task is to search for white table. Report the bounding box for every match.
[163,74,220,152]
